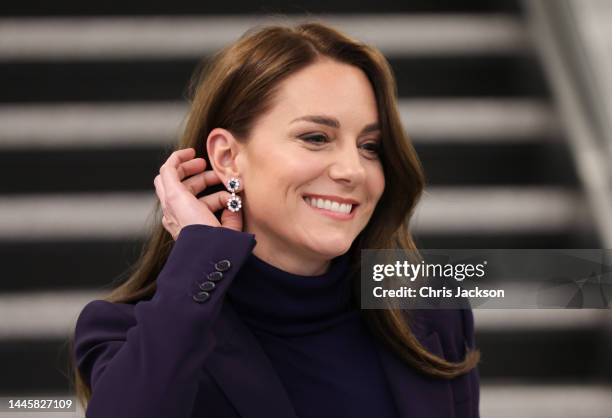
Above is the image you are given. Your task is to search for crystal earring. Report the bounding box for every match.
[226,177,242,213]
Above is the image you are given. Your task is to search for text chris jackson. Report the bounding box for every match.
[372,286,505,298]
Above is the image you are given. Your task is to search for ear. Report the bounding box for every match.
[206,128,243,183]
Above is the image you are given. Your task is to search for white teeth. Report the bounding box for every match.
[304,196,353,214]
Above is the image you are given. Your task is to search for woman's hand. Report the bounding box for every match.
[153,147,243,240]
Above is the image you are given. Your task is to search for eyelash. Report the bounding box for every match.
[300,134,382,157]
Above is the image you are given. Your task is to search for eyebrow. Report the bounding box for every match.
[290,114,380,134]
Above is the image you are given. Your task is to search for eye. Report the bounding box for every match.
[360,141,382,158]
[299,134,382,158]
[300,134,329,145]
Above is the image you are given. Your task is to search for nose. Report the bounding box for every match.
[328,141,367,185]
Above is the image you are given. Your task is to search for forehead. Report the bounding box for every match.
[269,60,379,126]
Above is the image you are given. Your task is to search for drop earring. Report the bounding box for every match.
[226,177,242,213]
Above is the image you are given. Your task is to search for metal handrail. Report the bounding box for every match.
[523,0,612,249]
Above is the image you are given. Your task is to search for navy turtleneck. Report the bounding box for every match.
[226,251,399,418]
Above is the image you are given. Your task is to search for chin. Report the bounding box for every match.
[311,240,353,258]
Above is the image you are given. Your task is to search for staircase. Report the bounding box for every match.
[1,1,611,417]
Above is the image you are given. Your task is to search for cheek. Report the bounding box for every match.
[246,151,287,197]
[246,153,313,212]
[267,151,323,195]
[367,166,385,204]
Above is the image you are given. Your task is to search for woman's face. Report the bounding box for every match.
[236,58,385,272]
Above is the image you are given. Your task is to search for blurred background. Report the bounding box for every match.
[1,0,612,417]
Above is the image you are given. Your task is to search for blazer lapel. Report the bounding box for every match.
[203,301,299,418]
[373,329,456,418]
[204,302,455,418]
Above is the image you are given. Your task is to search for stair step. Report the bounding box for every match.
[0,188,588,240]
[416,232,597,249]
[412,187,588,234]
[0,141,578,194]
[0,55,548,103]
[473,309,612,330]
[0,14,527,60]
[5,384,612,418]
[417,142,577,186]
[480,383,612,418]
[0,187,598,293]
[1,0,522,17]
[0,290,608,392]
[2,290,610,339]
[0,99,557,148]
[0,239,143,292]
[0,290,102,339]
[0,230,598,294]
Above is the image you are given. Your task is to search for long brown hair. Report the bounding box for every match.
[70,19,479,410]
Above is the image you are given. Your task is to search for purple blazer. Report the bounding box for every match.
[74,224,480,418]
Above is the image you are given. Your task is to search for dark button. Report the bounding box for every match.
[215,259,231,272]
[207,271,224,282]
[192,291,210,303]
[199,281,216,291]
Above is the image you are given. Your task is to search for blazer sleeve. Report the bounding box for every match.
[74,224,257,418]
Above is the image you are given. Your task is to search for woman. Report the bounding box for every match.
[71,21,480,418]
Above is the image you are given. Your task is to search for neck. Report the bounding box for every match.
[227,250,354,336]
[251,245,332,276]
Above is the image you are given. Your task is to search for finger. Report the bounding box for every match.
[161,148,194,170]
[166,147,197,172]
[176,157,206,181]
[159,148,196,192]
[183,170,222,196]
[220,204,243,232]
[153,174,167,211]
[199,190,233,213]
[161,215,177,240]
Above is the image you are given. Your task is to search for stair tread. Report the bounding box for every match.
[0,99,557,148]
[0,14,527,59]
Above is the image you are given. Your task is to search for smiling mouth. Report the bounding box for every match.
[302,196,358,215]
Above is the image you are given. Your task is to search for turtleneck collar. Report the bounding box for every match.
[226,251,355,336]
